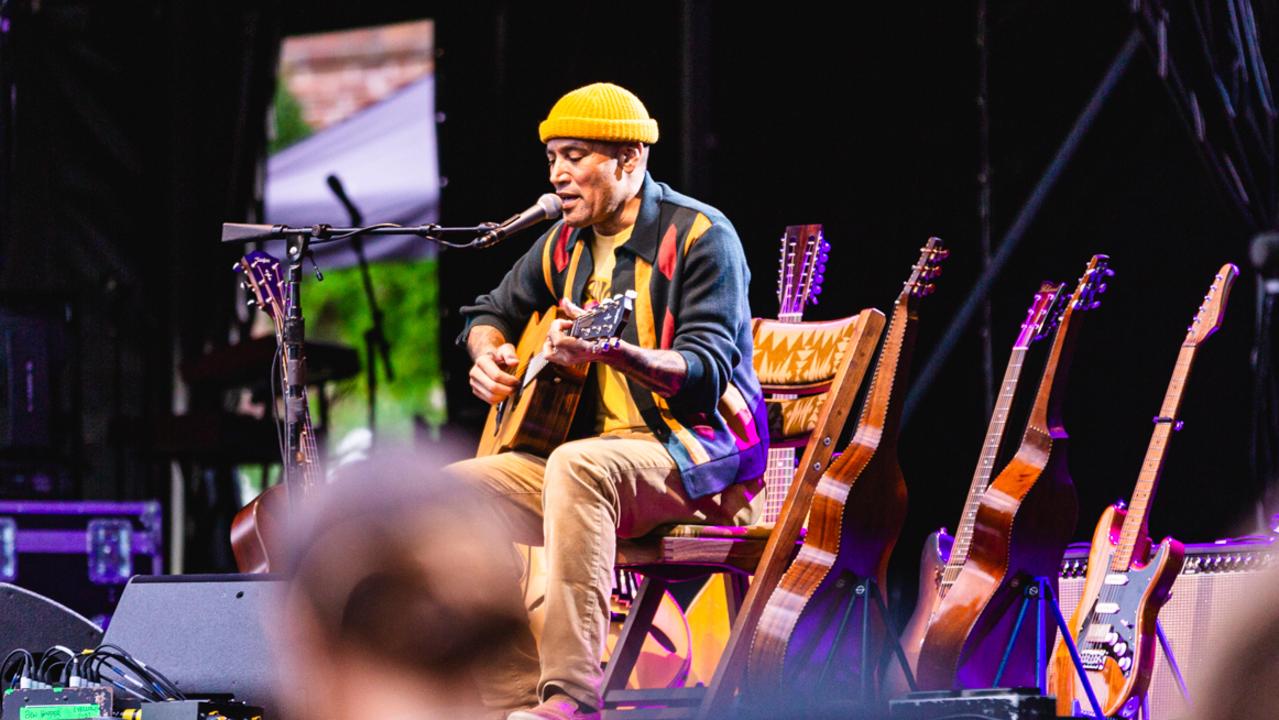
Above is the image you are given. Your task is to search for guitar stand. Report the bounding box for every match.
[808,574,917,704]
[991,576,1107,719]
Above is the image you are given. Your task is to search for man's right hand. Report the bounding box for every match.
[469,343,520,405]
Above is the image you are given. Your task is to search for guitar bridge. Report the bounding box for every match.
[1080,649,1107,671]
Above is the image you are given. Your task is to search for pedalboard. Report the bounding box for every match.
[2,686,113,719]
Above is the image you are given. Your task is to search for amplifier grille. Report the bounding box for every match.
[1056,538,1276,719]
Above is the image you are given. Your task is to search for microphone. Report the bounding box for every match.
[479,194,563,247]
[326,174,364,226]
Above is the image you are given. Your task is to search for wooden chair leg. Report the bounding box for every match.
[602,576,670,696]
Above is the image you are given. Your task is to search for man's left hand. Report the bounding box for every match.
[543,318,612,366]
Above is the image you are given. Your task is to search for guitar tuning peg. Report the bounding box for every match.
[246,298,257,307]
[812,284,822,296]
[1099,283,1108,293]
[809,296,820,305]
[813,273,824,284]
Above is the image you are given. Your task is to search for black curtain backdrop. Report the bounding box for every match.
[432,2,1271,613]
[1,0,281,570]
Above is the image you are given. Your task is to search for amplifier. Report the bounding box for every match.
[1056,535,1277,720]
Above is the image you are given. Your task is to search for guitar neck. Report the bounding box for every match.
[763,310,803,525]
[943,344,1029,583]
[274,315,324,493]
[1026,302,1083,436]
[854,291,917,442]
[1111,343,1197,571]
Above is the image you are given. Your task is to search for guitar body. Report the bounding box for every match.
[230,484,289,573]
[477,309,589,458]
[747,436,908,692]
[916,431,1077,689]
[746,238,947,699]
[1050,506,1185,718]
[889,528,953,696]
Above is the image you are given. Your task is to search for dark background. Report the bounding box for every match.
[1,0,1272,605]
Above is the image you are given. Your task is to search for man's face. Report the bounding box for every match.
[546,139,631,229]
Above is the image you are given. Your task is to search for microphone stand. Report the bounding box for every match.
[323,177,395,448]
[352,231,394,446]
[221,218,519,497]
[282,231,311,507]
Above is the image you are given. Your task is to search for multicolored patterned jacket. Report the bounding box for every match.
[459,173,769,499]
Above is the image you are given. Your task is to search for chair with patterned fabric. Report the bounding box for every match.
[602,307,886,713]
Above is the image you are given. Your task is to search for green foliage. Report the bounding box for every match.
[270,81,312,154]
[306,258,445,444]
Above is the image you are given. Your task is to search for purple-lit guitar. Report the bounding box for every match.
[1049,263,1238,718]
[916,254,1111,690]
[892,280,1067,693]
[229,251,324,574]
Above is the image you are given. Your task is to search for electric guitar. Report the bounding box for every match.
[916,254,1111,690]
[1049,263,1238,718]
[229,251,324,574]
[476,292,634,457]
[894,280,1067,692]
[747,238,947,698]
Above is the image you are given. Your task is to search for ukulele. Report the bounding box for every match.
[894,281,1067,690]
[229,251,325,574]
[916,254,1112,690]
[746,238,948,699]
[1049,263,1238,718]
[476,291,634,457]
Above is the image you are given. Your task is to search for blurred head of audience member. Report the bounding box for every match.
[274,450,529,720]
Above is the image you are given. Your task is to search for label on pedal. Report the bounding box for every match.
[19,705,101,720]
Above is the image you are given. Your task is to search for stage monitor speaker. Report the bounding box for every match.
[1057,536,1276,720]
[102,574,283,717]
[0,582,103,659]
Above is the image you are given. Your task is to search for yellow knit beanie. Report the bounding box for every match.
[538,82,659,144]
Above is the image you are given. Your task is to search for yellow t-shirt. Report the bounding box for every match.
[586,226,647,433]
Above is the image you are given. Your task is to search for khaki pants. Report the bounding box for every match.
[447,430,762,711]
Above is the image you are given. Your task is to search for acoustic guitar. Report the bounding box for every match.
[229,251,325,574]
[893,281,1066,691]
[1049,263,1237,718]
[476,292,634,457]
[915,254,1112,689]
[683,223,829,685]
[746,238,947,699]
